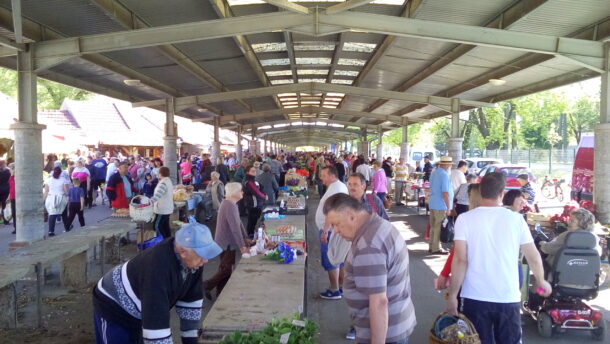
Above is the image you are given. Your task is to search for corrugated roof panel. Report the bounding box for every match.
[457,57,591,101]
[2,0,124,36]
[118,0,219,25]
[508,0,610,37]
[414,0,514,26]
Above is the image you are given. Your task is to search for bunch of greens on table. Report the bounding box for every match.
[219,314,318,344]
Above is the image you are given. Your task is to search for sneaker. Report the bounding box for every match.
[48,232,55,237]
[11,230,16,234]
[339,287,343,294]
[346,327,356,340]
[319,289,342,300]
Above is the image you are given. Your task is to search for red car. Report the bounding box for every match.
[476,164,535,189]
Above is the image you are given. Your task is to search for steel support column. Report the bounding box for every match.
[376,125,383,161]
[211,117,221,166]
[236,125,243,163]
[448,99,463,166]
[11,50,46,244]
[400,125,409,162]
[164,98,178,184]
[594,44,610,223]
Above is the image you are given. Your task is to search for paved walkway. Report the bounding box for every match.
[305,192,610,343]
[0,198,113,254]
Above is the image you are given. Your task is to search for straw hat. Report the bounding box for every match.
[439,156,453,165]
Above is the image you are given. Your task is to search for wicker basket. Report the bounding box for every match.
[429,313,480,344]
[130,195,154,223]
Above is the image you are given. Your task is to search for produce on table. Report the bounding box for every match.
[219,314,317,344]
[173,185,190,202]
[550,201,580,225]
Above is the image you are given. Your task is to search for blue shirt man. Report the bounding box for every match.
[428,157,454,254]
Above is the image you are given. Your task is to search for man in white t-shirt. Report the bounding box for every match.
[450,160,468,194]
[315,165,348,300]
[446,172,551,343]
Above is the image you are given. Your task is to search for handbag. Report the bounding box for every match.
[440,217,455,243]
[383,194,391,209]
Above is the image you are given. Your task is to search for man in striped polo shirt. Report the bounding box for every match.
[323,193,416,344]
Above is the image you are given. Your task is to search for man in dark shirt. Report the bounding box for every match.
[92,222,222,344]
[423,156,433,181]
[90,152,108,206]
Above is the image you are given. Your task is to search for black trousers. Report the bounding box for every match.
[66,202,85,228]
[246,207,261,236]
[154,214,171,238]
[204,249,236,296]
[0,190,8,222]
[10,197,15,228]
[455,203,469,217]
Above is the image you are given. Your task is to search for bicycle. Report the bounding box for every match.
[540,175,565,202]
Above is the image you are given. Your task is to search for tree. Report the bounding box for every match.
[0,67,92,109]
[384,123,423,147]
[568,97,599,144]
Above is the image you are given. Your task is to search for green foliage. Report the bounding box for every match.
[219,314,318,344]
[430,118,450,153]
[567,97,599,144]
[0,67,92,109]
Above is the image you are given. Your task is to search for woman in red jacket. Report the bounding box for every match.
[436,184,481,290]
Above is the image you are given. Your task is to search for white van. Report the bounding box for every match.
[408,147,435,164]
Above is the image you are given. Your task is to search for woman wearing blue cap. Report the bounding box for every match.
[91,222,222,344]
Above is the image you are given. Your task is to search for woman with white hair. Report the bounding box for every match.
[204,171,225,221]
[204,182,249,299]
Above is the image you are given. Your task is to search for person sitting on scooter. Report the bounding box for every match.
[540,208,601,272]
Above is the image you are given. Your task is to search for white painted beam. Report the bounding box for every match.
[33,12,309,61]
[325,0,375,15]
[261,0,310,14]
[318,11,605,70]
[133,82,493,110]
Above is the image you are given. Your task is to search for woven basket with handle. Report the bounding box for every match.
[129,195,154,223]
[429,313,480,344]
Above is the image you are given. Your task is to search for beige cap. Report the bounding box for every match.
[439,156,453,164]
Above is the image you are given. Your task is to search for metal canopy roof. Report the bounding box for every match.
[0,0,607,147]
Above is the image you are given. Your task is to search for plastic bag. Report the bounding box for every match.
[440,217,454,243]
[3,202,11,222]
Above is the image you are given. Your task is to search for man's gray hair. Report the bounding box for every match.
[225,182,242,197]
[262,163,271,173]
[211,171,220,179]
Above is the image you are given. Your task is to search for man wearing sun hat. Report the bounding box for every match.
[428,156,454,255]
[92,222,222,344]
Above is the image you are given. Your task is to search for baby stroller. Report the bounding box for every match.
[523,231,605,340]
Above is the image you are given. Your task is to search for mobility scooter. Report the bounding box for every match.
[523,230,605,340]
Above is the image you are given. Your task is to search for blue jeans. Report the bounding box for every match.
[48,207,68,234]
[462,298,522,344]
[319,230,343,271]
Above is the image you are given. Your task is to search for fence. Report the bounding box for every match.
[463,148,576,165]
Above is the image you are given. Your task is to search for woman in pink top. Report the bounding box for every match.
[371,160,387,202]
[71,159,91,201]
[179,157,192,185]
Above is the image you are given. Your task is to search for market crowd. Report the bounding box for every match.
[12,147,600,344]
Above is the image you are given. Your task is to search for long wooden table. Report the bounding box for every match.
[200,215,306,343]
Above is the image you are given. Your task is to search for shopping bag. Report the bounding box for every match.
[3,202,11,222]
[440,217,454,243]
[327,231,351,266]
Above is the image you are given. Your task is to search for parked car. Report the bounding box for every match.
[476,164,535,189]
[571,135,594,201]
[465,158,503,175]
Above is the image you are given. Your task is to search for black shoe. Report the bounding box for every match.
[204,289,213,301]
[48,232,55,237]
[11,230,15,234]
[396,202,405,206]
[429,249,449,255]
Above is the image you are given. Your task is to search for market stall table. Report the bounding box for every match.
[200,215,306,343]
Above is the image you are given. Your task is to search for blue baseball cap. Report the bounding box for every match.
[175,222,222,260]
